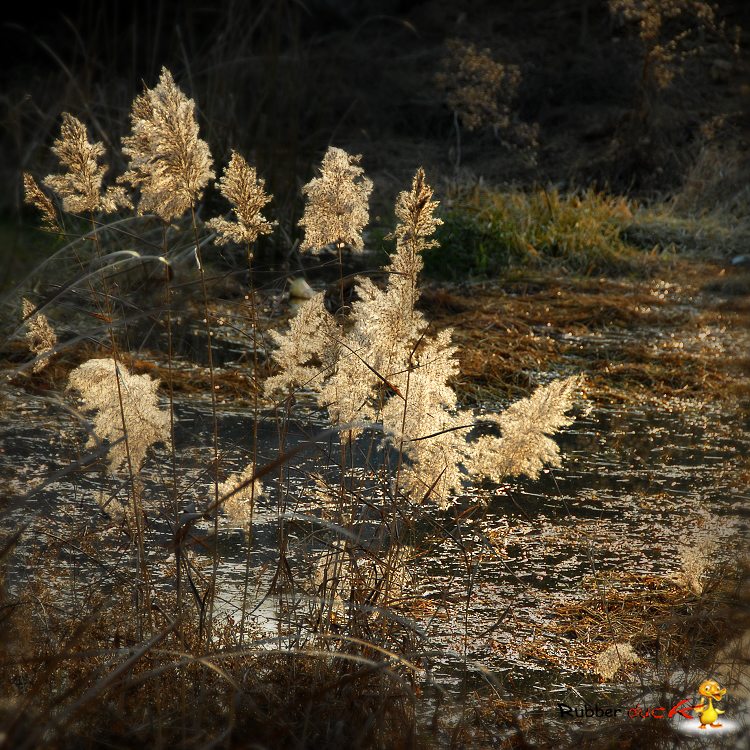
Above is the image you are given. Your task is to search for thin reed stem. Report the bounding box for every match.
[240,244,260,643]
[190,206,221,649]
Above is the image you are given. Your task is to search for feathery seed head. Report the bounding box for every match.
[469,375,582,484]
[68,358,171,476]
[22,298,57,373]
[392,168,443,252]
[218,462,264,527]
[207,151,275,247]
[349,168,440,375]
[43,113,131,215]
[120,67,214,222]
[298,147,372,253]
[267,167,581,509]
[23,173,59,231]
[264,293,335,396]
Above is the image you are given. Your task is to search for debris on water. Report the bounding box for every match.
[288,277,315,300]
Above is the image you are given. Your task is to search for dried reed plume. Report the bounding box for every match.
[594,642,640,681]
[264,291,336,396]
[392,167,443,252]
[22,173,59,231]
[354,168,442,371]
[269,170,444,433]
[468,375,582,484]
[298,147,372,253]
[269,167,581,505]
[43,113,131,215]
[435,39,521,132]
[207,151,275,248]
[68,358,170,476]
[218,464,264,526]
[120,67,214,222]
[21,298,57,372]
[368,174,460,493]
[380,328,467,499]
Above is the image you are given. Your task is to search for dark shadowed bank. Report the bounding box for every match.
[2,0,749,212]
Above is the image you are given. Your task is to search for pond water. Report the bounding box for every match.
[2,268,749,745]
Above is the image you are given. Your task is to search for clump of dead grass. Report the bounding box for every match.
[595,641,641,681]
[547,564,743,679]
[435,39,522,135]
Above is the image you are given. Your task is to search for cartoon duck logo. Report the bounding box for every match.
[693,679,727,729]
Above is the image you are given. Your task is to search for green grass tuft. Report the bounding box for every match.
[429,186,647,278]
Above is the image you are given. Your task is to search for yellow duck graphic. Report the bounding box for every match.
[693,679,726,729]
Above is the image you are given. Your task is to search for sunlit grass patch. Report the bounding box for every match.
[623,208,750,259]
[426,186,649,278]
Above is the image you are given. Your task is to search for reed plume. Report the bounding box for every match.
[42,113,131,215]
[380,329,467,499]
[298,147,372,253]
[674,543,709,596]
[207,151,275,247]
[68,358,171,476]
[268,168,581,506]
[352,169,465,497]
[22,174,59,231]
[315,169,444,428]
[218,464,264,526]
[354,168,441,374]
[120,67,214,222]
[264,292,336,396]
[467,375,582,484]
[21,298,57,373]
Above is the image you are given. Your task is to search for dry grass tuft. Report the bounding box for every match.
[438,185,643,276]
[594,641,641,681]
[435,39,522,134]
